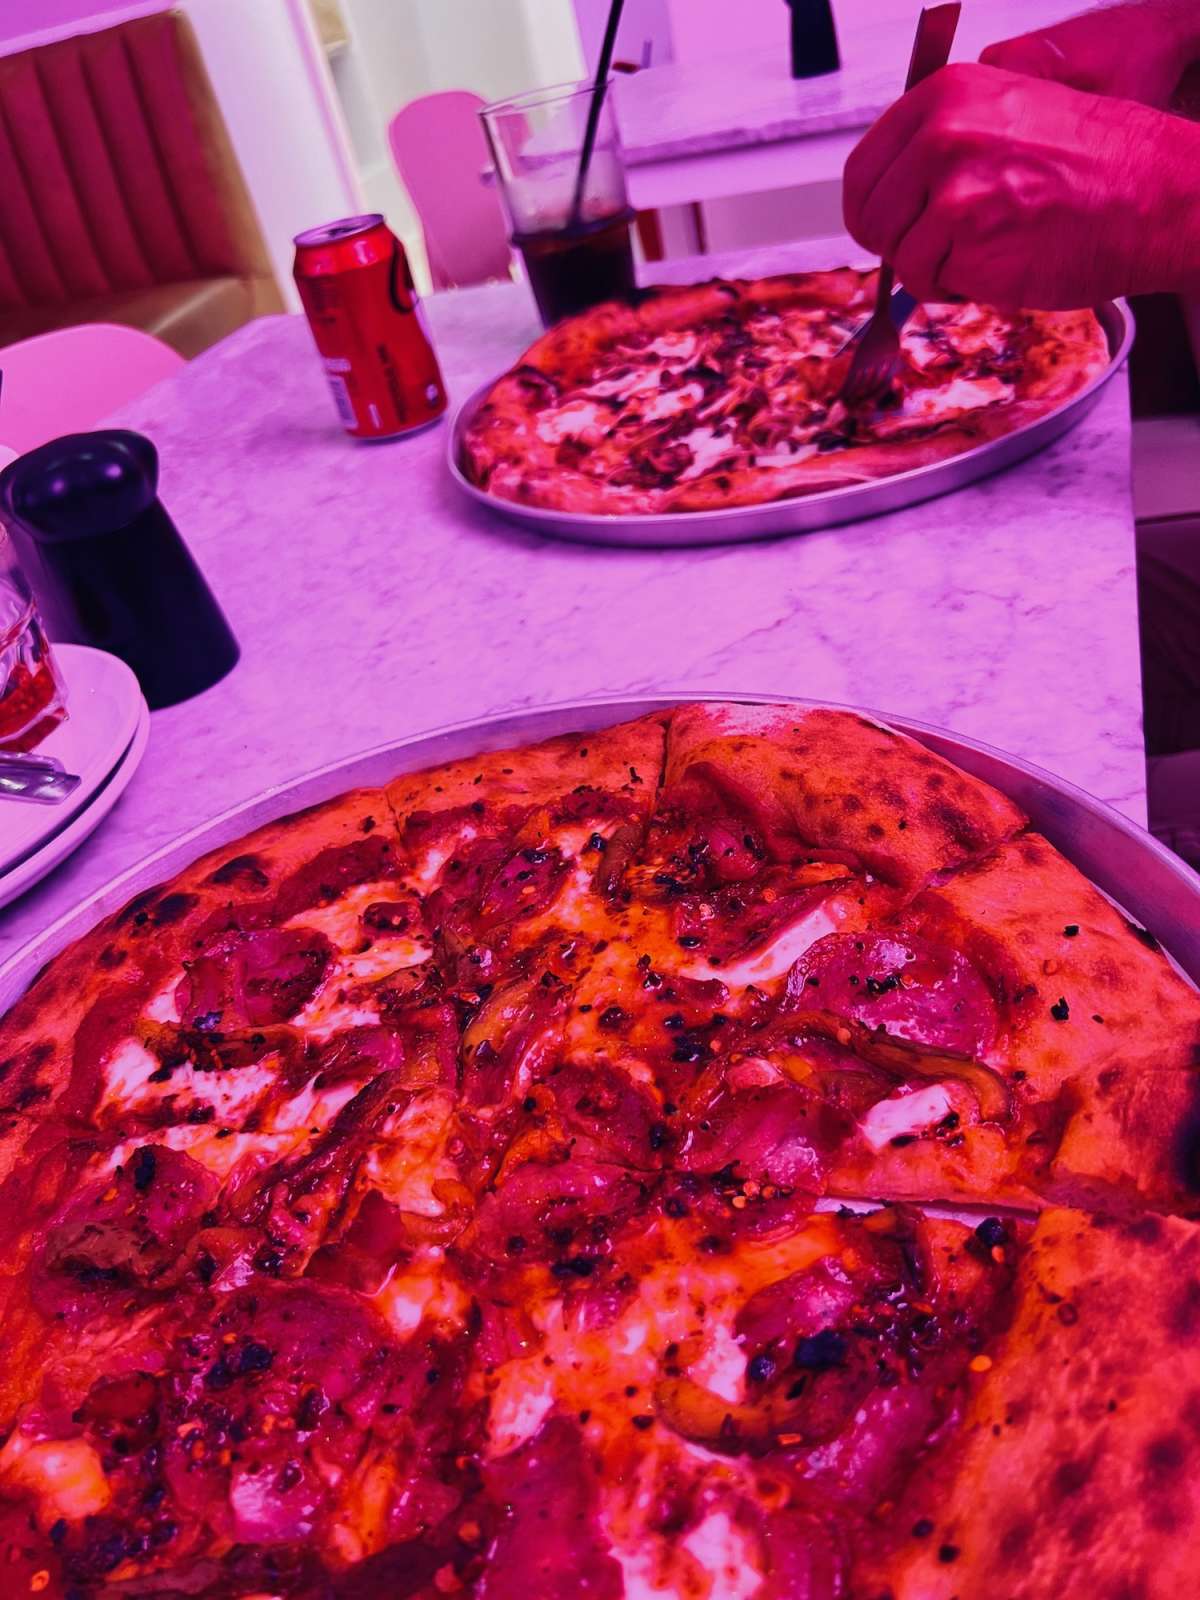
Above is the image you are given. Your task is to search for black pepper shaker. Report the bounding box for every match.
[786,0,841,77]
[0,431,239,710]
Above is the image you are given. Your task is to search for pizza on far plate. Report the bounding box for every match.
[460,270,1111,515]
[0,703,1197,1599]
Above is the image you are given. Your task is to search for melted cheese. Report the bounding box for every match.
[680,902,842,989]
[536,398,606,445]
[364,1091,458,1215]
[488,1371,556,1455]
[102,1038,282,1123]
[640,382,704,424]
[376,1261,468,1337]
[613,1503,761,1600]
[0,1435,111,1525]
[269,1075,360,1132]
[144,977,180,1024]
[586,367,662,402]
[859,1083,954,1151]
[103,1039,160,1105]
[482,1214,840,1462]
[677,427,738,480]
[645,331,699,363]
[105,1121,304,1180]
[408,827,478,894]
[688,1321,746,1405]
[681,1514,759,1600]
[283,880,423,951]
[903,374,1012,420]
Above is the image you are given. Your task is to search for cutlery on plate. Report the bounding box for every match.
[0,751,83,804]
[838,2,962,409]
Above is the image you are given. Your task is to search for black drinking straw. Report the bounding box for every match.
[568,0,627,229]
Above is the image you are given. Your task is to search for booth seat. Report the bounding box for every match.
[0,11,282,359]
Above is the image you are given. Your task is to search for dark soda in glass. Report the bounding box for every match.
[514,209,637,327]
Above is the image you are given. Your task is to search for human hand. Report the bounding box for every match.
[843,62,1200,308]
[980,1,1199,107]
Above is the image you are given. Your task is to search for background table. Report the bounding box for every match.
[617,0,1106,210]
[0,236,1145,960]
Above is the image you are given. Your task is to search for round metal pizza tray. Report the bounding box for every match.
[447,299,1135,548]
[0,692,1196,1020]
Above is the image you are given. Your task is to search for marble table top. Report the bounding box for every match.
[0,234,1144,960]
[615,0,1104,164]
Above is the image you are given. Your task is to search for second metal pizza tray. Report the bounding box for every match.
[0,691,1196,1020]
[447,300,1134,548]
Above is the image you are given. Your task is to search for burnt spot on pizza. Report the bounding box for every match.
[114,887,162,928]
[97,943,127,969]
[9,1082,50,1111]
[1122,918,1161,952]
[998,1517,1033,1563]
[131,1146,157,1192]
[1168,1278,1200,1338]
[1050,1454,1094,1499]
[207,853,271,890]
[0,1039,55,1114]
[1181,1390,1200,1435]
[150,892,198,926]
[1125,1214,1164,1246]
[0,1038,52,1085]
[1171,1077,1200,1193]
[1143,1432,1188,1498]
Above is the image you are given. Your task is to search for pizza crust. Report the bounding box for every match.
[858,1208,1200,1600]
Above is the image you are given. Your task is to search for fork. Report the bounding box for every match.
[838,2,962,410]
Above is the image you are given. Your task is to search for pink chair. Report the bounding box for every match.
[0,323,183,456]
[388,91,513,291]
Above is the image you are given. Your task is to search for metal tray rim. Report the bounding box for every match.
[1,688,1196,1015]
[446,298,1135,547]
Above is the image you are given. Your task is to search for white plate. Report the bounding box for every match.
[0,643,145,874]
[0,696,150,912]
[0,644,150,910]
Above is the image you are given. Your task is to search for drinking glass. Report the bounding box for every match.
[0,529,66,752]
[481,80,637,328]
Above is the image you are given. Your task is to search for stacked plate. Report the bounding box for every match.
[0,644,149,910]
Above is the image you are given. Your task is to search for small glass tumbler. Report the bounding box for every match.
[481,80,637,328]
[0,529,67,752]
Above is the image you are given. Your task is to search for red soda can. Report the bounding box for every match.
[292,214,447,440]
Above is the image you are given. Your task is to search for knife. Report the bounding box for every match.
[0,751,83,804]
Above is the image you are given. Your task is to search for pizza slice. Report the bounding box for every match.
[855,1206,1200,1600]
[660,702,1026,897]
[0,787,420,1176]
[770,831,1200,1213]
[0,1167,1020,1597]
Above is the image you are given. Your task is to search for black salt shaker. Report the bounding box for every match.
[786,0,841,77]
[0,431,239,711]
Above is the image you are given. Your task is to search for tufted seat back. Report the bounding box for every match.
[0,11,280,354]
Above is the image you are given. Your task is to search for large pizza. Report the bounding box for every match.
[460,270,1111,514]
[0,702,1197,1599]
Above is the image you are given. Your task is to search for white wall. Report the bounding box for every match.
[574,0,672,67]
[331,0,585,287]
